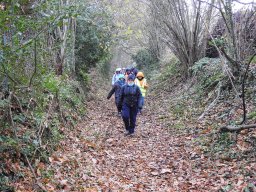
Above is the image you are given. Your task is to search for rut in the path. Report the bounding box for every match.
[45,89,216,192]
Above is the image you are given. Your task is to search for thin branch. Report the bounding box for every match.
[0,66,20,85]
[197,2,240,95]
[197,0,221,10]
[13,14,61,53]
[24,154,47,192]
[233,0,256,5]
[240,53,256,124]
[38,97,54,146]
[11,93,24,114]
[198,82,222,120]
[224,63,239,96]
[25,154,37,179]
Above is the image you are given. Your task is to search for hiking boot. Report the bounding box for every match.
[124,130,130,136]
[124,130,133,136]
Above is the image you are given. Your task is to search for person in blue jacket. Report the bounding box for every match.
[118,74,142,135]
[112,68,122,86]
[107,74,126,116]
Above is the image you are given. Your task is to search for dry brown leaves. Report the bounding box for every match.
[13,83,256,192]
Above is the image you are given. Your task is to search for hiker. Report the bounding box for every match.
[131,66,138,77]
[118,74,142,135]
[135,71,149,114]
[124,67,132,83]
[112,68,122,86]
[107,74,125,116]
[121,67,126,75]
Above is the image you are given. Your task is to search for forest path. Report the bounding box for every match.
[44,86,214,192]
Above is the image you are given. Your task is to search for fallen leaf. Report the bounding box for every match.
[60,179,68,186]
[46,183,55,191]
[160,168,172,174]
[151,171,159,176]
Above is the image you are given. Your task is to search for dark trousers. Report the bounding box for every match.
[138,96,144,112]
[115,98,121,112]
[121,103,138,133]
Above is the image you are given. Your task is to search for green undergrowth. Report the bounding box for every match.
[132,48,160,80]
[157,56,180,83]
[192,58,224,97]
[0,74,87,191]
[153,56,256,159]
[151,56,256,189]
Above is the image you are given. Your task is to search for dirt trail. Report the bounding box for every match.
[43,86,212,192]
[42,84,254,192]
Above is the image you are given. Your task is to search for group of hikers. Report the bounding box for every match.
[107,66,149,136]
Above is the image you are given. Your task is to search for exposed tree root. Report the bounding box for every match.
[220,124,256,132]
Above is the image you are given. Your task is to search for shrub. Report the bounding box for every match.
[132,48,159,72]
[191,57,224,92]
[0,76,86,189]
[75,3,113,75]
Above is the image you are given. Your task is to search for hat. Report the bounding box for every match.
[136,71,144,78]
[128,74,135,81]
[126,67,131,72]
[116,68,121,72]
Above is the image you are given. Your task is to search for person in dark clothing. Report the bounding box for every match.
[107,74,125,116]
[124,67,132,83]
[131,66,138,77]
[118,74,142,135]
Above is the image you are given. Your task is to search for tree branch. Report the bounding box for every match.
[220,124,256,132]
[240,53,256,124]
[0,66,20,85]
[220,47,239,69]
[198,82,222,120]
[24,154,47,192]
[233,0,256,5]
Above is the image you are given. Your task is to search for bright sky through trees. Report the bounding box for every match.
[233,0,255,10]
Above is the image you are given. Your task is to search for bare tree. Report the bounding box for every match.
[148,0,215,77]
[146,9,165,60]
[203,0,256,78]
[203,0,256,125]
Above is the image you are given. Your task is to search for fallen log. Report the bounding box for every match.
[220,124,256,132]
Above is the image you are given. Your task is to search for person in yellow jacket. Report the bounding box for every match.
[135,71,148,114]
